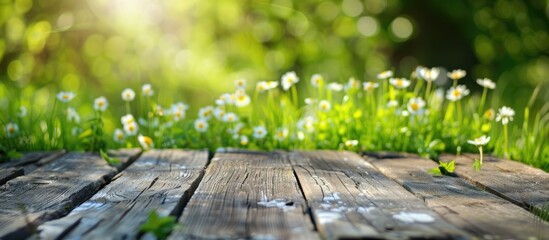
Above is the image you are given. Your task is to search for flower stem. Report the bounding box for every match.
[478,87,487,116]
[125,101,131,115]
[479,146,483,164]
[424,80,432,100]
[503,124,509,159]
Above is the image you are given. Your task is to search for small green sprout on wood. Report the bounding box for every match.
[429,160,455,176]
[467,135,491,172]
[99,149,121,166]
[139,210,178,240]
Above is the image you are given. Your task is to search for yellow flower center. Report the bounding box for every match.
[143,136,152,146]
[98,101,104,107]
[63,95,69,99]
[396,80,403,87]
[198,123,204,129]
[8,127,15,133]
[411,103,419,111]
[453,90,460,97]
[128,125,135,131]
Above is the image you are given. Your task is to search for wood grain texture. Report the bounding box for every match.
[169,151,319,240]
[291,151,467,240]
[0,151,65,185]
[0,149,140,240]
[37,149,209,240]
[440,153,549,212]
[366,154,549,239]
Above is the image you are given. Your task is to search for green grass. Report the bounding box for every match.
[1,68,548,171]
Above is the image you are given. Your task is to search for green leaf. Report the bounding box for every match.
[7,149,23,159]
[100,149,120,166]
[428,167,442,176]
[440,160,455,173]
[473,159,482,172]
[78,129,93,139]
[139,211,177,240]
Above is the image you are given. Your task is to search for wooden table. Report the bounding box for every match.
[1,149,548,240]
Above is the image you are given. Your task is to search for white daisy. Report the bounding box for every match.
[213,106,226,120]
[142,84,154,97]
[234,93,251,107]
[123,122,139,136]
[376,70,393,79]
[266,81,279,90]
[297,116,315,133]
[344,140,359,147]
[113,128,125,143]
[194,119,209,132]
[484,108,495,120]
[281,71,299,91]
[327,83,344,92]
[198,106,214,120]
[407,97,426,115]
[240,135,249,145]
[93,96,108,112]
[66,107,80,123]
[235,79,246,89]
[18,106,27,117]
[476,78,496,89]
[121,114,135,125]
[345,77,360,90]
[446,85,470,101]
[319,100,331,112]
[256,81,268,92]
[387,100,399,108]
[389,78,411,89]
[496,106,515,125]
[57,91,75,103]
[5,122,19,137]
[121,88,135,101]
[467,135,490,147]
[311,74,324,88]
[223,112,239,123]
[447,69,466,81]
[274,127,289,141]
[363,81,379,92]
[417,67,440,82]
[216,93,234,106]
[138,135,154,150]
[253,126,268,139]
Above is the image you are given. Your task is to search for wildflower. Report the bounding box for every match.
[113,129,125,143]
[376,70,393,79]
[407,97,426,115]
[172,108,185,121]
[216,93,234,106]
[447,69,466,81]
[57,91,76,103]
[389,78,411,89]
[327,83,344,92]
[311,74,324,88]
[304,98,316,105]
[467,135,490,147]
[93,96,108,112]
[345,140,359,148]
[142,84,154,97]
[194,119,209,132]
[297,131,305,141]
[213,106,226,120]
[476,78,496,89]
[281,71,299,90]
[468,135,490,170]
[121,88,135,101]
[5,123,19,137]
[319,100,331,112]
[240,135,249,145]
[345,77,360,90]
[66,107,80,123]
[121,114,135,125]
[484,109,495,120]
[387,100,398,108]
[123,122,139,136]
[496,106,515,125]
[297,116,315,133]
[18,106,27,117]
[229,122,245,135]
[198,106,214,120]
[446,85,470,102]
[266,81,279,90]
[274,127,289,141]
[138,134,154,150]
[256,81,268,92]
[234,92,251,107]
[173,102,189,111]
[223,112,239,123]
[417,67,439,82]
[363,81,379,92]
[253,126,268,139]
[235,79,246,89]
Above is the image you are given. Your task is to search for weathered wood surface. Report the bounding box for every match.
[0,149,140,240]
[0,151,65,185]
[37,149,209,240]
[291,151,467,240]
[169,151,319,240]
[366,154,549,239]
[441,153,549,212]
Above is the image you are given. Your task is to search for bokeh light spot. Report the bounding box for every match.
[357,16,379,37]
[390,17,414,41]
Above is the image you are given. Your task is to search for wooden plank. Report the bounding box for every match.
[366,153,549,239]
[291,151,468,240]
[0,151,65,185]
[0,149,141,239]
[440,153,549,213]
[169,151,319,240]
[37,149,209,240]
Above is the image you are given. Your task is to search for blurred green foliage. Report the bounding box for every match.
[0,0,548,127]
